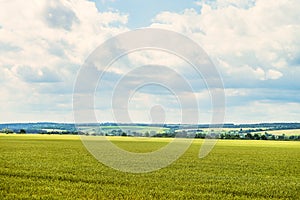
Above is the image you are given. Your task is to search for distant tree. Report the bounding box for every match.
[19,129,26,134]
[233,134,240,139]
[261,135,267,140]
[271,135,275,140]
[264,132,268,135]
[78,131,85,135]
[225,134,231,139]
[121,132,127,136]
[289,135,295,140]
[278,135,285,140]
[253,133,261,140]
[145,131,150,137]
[2,128,13,134]
[245,133,253,140]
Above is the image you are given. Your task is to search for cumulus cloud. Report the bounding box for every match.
[0,42,22,52]
[152,0,300,73]
[13,65,62,83]
[0,0,128,122]
[44,1,79,31]
[1,0,299,123]
[266,69,283,80]
[150,0,300,122]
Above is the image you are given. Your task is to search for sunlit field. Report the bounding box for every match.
[1,134,299,199]
[253,129,300,136]
[77,126,169,134]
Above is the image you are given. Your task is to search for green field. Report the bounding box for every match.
[77,126,169,134]
[1,135,299,199]
[253,129,300,136]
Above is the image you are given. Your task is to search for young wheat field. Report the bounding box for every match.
[0,134,299,199]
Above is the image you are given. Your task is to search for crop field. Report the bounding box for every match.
[253,129,300,136]
[0,134,299,199]
[77,125,169,134]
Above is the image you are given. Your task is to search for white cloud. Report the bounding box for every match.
[266,69,283,80]
[0,0,128,122]
[216,0,256,8]
[225,88,248,97]
[150,0,300,123]
[226,101,300,123]
[0,0,299,123]
[151,0,300,76]
[0,0,129,65]
[253,67,265,80]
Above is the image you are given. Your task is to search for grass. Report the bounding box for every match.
[0,134,299,199]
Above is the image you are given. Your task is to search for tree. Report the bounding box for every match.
[245,133,253,140]
[145,131,150,137]
[19,129,26,134]
[261,135,267,140]
[2,128,13,134]
[271,135,275,140]
[253,133,261,140]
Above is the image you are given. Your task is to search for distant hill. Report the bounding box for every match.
[1,122,300,134]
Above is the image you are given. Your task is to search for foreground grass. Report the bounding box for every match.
[0,134,299,199]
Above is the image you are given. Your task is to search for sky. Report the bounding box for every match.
[0,0,300,124]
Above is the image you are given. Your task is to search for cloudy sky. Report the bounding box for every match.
[0,0,300,124]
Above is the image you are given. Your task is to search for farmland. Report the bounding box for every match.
[77,125,169,136]
[0,134,299,199]
[2,122,300,141]
[253,129,300,136]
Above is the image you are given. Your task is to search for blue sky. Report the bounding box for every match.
[92,0,201,28]
[0,0,299,124]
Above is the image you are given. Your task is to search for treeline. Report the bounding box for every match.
[218,133,300,141]
[0,129,80,135]
[152,132,300,141]
[2,128,300,141]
